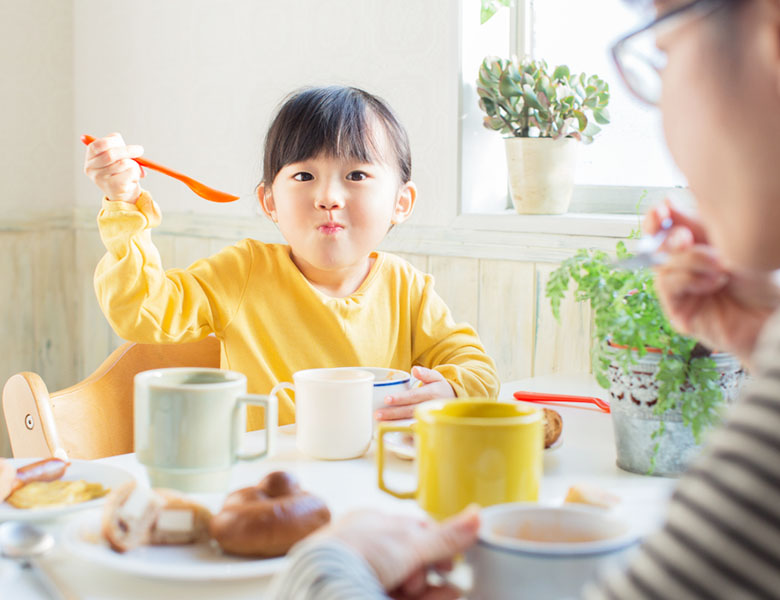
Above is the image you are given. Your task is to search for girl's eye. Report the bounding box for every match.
[346,171,367,182]
[293,172,313,182]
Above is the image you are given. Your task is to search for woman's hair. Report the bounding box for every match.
[262,86,412,187]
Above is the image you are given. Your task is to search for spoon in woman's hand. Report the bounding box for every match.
[0,521,67,600]
[81,134,240,203]
[613,217,674,270]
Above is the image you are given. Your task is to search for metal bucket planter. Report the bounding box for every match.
[606,347,746,477]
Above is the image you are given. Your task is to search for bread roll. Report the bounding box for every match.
[150,489,212,545]
[102,483,212,552]
[210,471,331,558]
[101,481,164,553]
[565,484,620,509]
[543,408,563,448]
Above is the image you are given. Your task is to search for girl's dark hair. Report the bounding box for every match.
[262,86,412,187]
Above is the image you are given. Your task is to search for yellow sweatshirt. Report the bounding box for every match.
[94,193,500,428]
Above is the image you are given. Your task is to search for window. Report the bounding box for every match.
[459,0,689,216]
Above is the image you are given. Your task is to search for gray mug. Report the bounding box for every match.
[134,367,277,492]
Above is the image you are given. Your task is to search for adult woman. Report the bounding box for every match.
[270,1,780,598]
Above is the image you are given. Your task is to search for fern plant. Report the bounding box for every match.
[546,240,725,454]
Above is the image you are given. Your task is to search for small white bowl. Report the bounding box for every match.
[466,503,640,600]
[366,367,414,411]
[333,367,414,411]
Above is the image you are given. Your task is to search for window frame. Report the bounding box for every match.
[457,0,692,224]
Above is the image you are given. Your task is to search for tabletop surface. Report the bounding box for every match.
[1,374,677,600]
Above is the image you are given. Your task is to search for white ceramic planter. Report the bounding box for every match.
[504,137,579,214]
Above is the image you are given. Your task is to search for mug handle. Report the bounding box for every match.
[233,393,278,461]
[376,422,417,500]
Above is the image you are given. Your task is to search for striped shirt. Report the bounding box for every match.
[269,309,780,599]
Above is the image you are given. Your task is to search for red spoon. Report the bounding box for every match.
[81,134,239,203]
[513,391,611,414]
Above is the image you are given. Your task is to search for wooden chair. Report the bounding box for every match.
[2,336,220,460]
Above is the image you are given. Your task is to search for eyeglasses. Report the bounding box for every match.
[611,0,727,106]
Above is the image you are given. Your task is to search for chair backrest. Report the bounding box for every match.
[2,336,221,460]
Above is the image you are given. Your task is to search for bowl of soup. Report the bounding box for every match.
[466,503,640,600]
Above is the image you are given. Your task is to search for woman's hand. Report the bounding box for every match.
[647,200,780,365]
[83,133,145,203]
[319,507,479,599]
[375,366,455,421]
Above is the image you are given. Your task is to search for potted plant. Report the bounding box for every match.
[476,56,610,214]
[545,239,746,476]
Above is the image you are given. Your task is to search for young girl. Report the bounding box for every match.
[84,86,499,429]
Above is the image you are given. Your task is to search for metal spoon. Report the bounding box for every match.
[0,521,66,600]
[613,217,673,270]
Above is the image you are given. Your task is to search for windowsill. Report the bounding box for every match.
[453,184,694,239]
[65,196,686,263]
[452,211,640,238]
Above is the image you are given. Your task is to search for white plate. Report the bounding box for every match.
[0,459,135,521]
[383,431,416,461]
[63,510,287,581]
[376,421,563,461]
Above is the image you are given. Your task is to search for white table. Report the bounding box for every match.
[1,374,677,600]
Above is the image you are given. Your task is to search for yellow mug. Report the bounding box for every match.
[376,399,543,520]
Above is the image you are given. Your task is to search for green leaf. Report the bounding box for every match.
[522,84,543,110]
[483,115,505,131]
[499,73,522,98]
[480,4,497,24]
[478,97,496,115]
[573,110,587,131]
[480,0,511,24]
[583,122,602,137]
[537,90,551,110]
[593,108,611,125]
[552,65,570,80]
[476,86,493,100]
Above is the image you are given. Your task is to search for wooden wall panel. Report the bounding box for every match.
[2,214,614,460]
[478,259,535,382]
[0,233,36,456]
[428,256,480,328]
[33,229,77,392]
[75,228,114,380]
[533,263,592,376]
[154,233,176,270]
[394,252,429,275]
[173,235,210,269]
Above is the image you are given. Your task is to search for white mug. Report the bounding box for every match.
[270,368,375,460]
[465,503,639,599]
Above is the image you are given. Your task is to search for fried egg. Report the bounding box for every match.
[6,480,109,509]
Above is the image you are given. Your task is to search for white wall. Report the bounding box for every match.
[73,0,461,225]
[1,0,73,215]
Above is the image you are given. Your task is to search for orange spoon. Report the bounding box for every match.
[81,135,239,203]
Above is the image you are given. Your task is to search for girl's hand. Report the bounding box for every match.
[83,133,145,203]
[317,506,479,597]
[375,366,455,421]
[646,200,780,365]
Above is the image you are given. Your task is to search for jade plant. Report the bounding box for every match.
[545,238,726,461]
[477,56,611,144]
